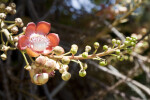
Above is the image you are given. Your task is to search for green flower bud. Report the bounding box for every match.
[70,44,78,55]
[61,71,71,81]
[116,49,120,55]
[83,63,88,70]
[79,70,86,77]
[131,42,135,46]
[24,65,31,70]
[62,56,70,65]
[103,45,108,51]
[99,61,107,66]
[116,40,121,45]
[120,56,124,61]
[82,52,88,58]
[126,37,131,41]
[124,41,130,46]
[59,65,69,73]
[112,39,116,44]
[53,46,64,55]
[85,45,91,52]
[94,42,100,49]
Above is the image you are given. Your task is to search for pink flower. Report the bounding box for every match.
[18,21,60,57]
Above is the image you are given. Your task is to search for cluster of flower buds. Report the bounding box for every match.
[26,56,57,85]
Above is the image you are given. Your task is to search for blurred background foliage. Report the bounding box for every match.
[0,0,150,100]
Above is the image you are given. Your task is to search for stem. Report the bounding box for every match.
[48,44,125,60]
[63,52,71,56]
[0,32,5,44]
[4,20,15,24]
[21,51,29,65]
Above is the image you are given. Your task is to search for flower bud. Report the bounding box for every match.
[112,39,116,44]
[5,6,12,13]
[11,26,18,34]
[1,45,10,51]
[53,46,64,55]
[83,63,88,70]
[15,18,23,27]
[9,3,16,9]
[85,45,91,52]
[124,41,130,46]
[70,44,78,55]
[33,73,49,85]
[131,42,135,46]
[116,40,121,45]
[0,13,6,19]
[61,71,71,81]
[126,37,131,41]
[44,59,56,70]
[94,42,100,49]
[82,52,88,58]
[24,65,31,70]
[0,3,6,10]
[1,53,7,60]
[99,61,107,66]
[35,56,46,66]
[23,27,26,32]
[10,9,16,15]
[115,49,120,55]
[79,70,86,77]
[62,56,70,65]
[13,36,19,42]
[103,45,108,51]
[31,63,37,69]
[59,65,69,73]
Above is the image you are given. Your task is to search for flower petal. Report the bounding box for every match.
[17,35,29,50]
[47,33,60,47]
[25,22,36,37]
[36,21,51,35]
[42,47,52,55]
[26,48,40,57]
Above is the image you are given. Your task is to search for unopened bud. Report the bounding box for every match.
[1,53,7,60]
[61,71,71,81]
[99,61,107,66]
[23,27,26,32]
[0,3,6,10]
[62,56,70,65]
[116,40,121,45]
[103,45,108,51]
[85,45,91,52]
[10,9,16,15]
[13,36,19,42]
[33,73,49,85]
[15,18,23,27]
[116,49,120,55]
[59,65,69,73]
[53,46,64,55]
[94,42,100,49]
[83,63,88,70]
[24,65,31,70]
[82,52,88,58]
[0,13,6,19]
[5,6,12,13]
[9,3,16,9]
[79,70,86,77]
[70,44,78,55]
[44,59,56,70]
[35,56,46,66]
[11,26,18,34]
[112,39,116,44]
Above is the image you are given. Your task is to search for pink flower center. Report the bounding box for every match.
[29,34,49,52]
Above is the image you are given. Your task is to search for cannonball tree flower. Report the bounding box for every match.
[17,21,60,57]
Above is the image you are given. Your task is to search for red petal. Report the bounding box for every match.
[26,48,40,57]
[47,33,60,47]
[17,35,29,50]
[42,47,52,55]
[25,22,36,37]
[36,21,51,35]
